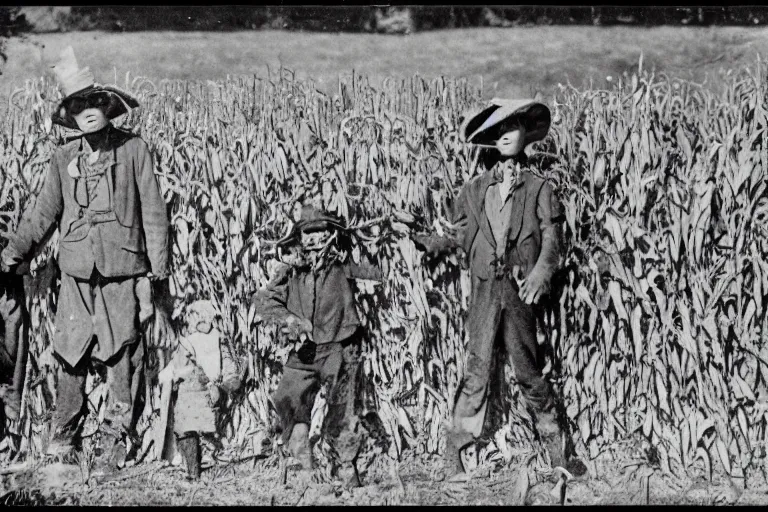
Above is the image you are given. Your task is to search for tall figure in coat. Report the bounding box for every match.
[412,99,586,481]
[1,47,171,474]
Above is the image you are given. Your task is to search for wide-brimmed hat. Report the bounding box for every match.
[461,98,551,148]
[50,46,140,130]
[277,204,347,247]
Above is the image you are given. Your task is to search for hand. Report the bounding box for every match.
[0,256,16,274]
[0,291,20,321]
[519,267,551,305]
[208,383,221,405]
[136,276,153,324]
[281,315,313,341]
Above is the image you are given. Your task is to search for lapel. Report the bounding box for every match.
[465,171,499,248]
[502,176,527,246]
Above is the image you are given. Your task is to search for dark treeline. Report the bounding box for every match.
[11,6,768,34]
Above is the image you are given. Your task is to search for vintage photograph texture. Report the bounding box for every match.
[0,5,768,506]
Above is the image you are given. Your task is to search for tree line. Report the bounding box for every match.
[6,6,768,35]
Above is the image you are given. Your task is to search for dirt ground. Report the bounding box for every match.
[2,441,768,506]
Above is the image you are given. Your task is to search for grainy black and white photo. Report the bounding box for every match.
[1,5,767,506]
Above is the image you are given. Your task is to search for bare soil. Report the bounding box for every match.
[2,444,768,506]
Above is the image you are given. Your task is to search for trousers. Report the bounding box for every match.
[273,334,364,463]
[52,337,145,445]
[453,275,554,438]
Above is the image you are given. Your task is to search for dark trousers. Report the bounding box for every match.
[0,274,28,427]
[453,275,554,438]
[273,335,363,464]
[52,337,145,445]
[0,274,26,392]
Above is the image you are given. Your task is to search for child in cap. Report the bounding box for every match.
[252,203,384,490]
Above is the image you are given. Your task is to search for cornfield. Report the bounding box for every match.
[1,59,767,483]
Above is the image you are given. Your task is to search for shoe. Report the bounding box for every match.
[536,410,587,479]
[3,389,21,421]
[91,436,126,477]
[336,462,362,490]
[441,430,472,482]
[177,434,202,480]
[287,423,313,471]
[46,437,78,464]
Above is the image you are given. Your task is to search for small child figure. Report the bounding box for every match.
[157,300,242,480]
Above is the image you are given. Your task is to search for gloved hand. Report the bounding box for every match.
[281,314,313,342]
[519,265,551,305]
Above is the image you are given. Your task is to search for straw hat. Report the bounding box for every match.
[277,204,347,247]
[461,98,551,148]
[50,46,140,130]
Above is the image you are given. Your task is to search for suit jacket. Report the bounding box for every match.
[252,262,376,345]
[4,126,170,280]
[418,165,563,283]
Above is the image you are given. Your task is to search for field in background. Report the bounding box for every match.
[1,26,767,100]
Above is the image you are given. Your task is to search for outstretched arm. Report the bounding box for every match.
[250,264,312,339]
[411,185,471,257]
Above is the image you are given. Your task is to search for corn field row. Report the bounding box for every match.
[1,60,767,481]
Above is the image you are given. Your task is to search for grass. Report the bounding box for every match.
[1,26,767,99]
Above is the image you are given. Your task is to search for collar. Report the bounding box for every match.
[77,126,117,170]
[490,159,526,190]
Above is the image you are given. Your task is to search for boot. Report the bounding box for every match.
[177,433,202,480]
[443,429,473,482]
[91,434,127,477]
[287,423,313,471]
[536,410,587,479]
[336,461,362,490]
[46,426,80,465]
[2,388,21,422]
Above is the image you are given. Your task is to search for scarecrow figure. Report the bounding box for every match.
[0,263,27,427]
[155,300,242,480]
[411,99,587,482]
[251,204,385,490]
[0,47,171,474]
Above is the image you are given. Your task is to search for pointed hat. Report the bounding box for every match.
[51,46,141,130]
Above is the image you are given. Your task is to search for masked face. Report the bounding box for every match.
[73,107,109,134]
[496,126,526,157]
[301,229,334,252]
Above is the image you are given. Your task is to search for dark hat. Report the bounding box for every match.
[50,46,140,130]
[277,204,347,247]
[462,99,551,148]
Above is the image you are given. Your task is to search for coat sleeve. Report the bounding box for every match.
[2,152,64,269]
[134,138,170,279]
[532,181,564,281]
[251,264,294,323]
[344,261,384,282]
[413,184,471,256]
